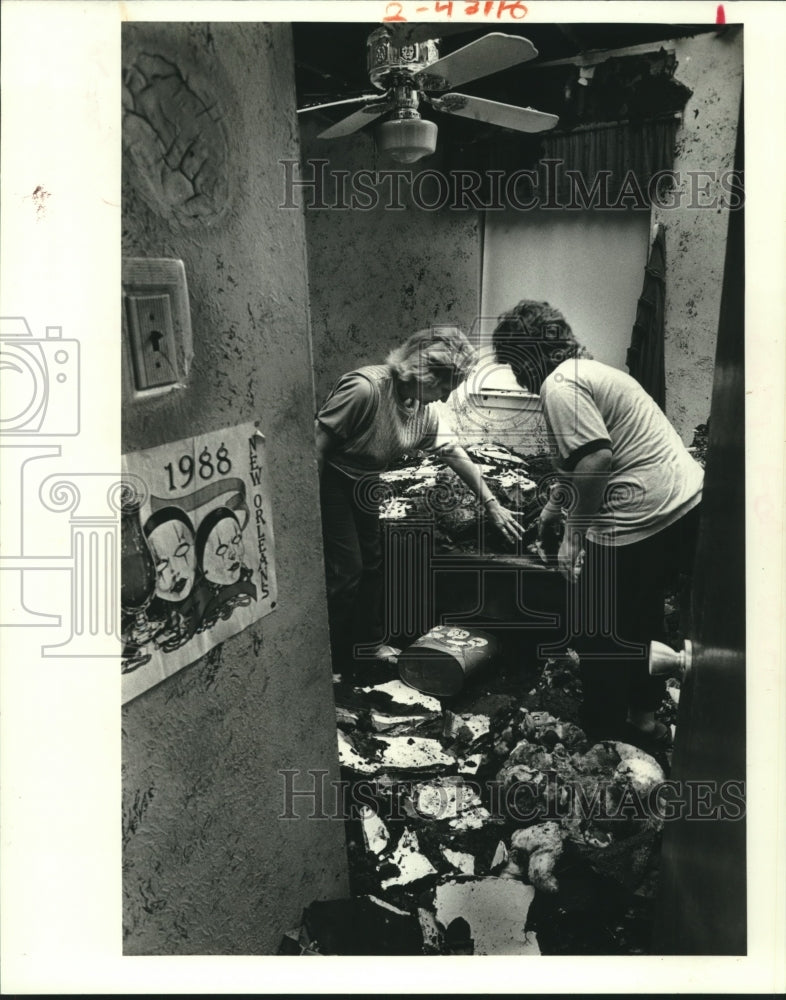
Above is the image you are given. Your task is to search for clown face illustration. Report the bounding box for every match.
[143,507,197,602]
[198,507,246,587]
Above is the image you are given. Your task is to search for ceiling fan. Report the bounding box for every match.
[297,26,559,163]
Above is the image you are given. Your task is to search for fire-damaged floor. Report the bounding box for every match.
[280,439,702,957]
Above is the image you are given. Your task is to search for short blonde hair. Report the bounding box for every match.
[387,325,477,389]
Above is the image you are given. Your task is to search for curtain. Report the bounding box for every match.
[626,222,666,409]
[538,116,680,206]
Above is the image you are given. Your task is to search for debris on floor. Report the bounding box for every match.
[318,631,678,956]
[357,678,442,714]
[337,729,456,775]
[336,729,379,775]
[417,905,444,953]
[299,895,424,956]
[380,828,438,889]
[294,442,692,956]
[335,706,360,730]
[380,735,456,773]
[443,710,491,744]
[508,822,564,893]
[360,805,390,855]
[442,848,476,875]
[456,753,484,776]
[490,840,509,871]
[370,710,436,733]
[447,803,495,832]
[277,924,322,956]
[405,776,485,822]
[432,877,540,955]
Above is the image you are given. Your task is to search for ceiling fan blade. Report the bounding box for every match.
[298,94,384,115]
[431,93,559,133]
[417,33,538,92]
[317,101,393,139]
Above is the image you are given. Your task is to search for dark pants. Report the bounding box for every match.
[568,505,701,737]
[319,464,385,667]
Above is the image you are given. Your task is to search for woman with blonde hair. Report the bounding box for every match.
[315,325,524,676]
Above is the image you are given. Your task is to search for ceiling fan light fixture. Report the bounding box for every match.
[375,117,438,164]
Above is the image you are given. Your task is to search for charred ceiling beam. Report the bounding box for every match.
[522,39,676,70]
[554,23,589,55]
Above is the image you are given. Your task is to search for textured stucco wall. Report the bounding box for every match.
[653,28,744,440]
[121,22,348,955]
[300,121,482,409]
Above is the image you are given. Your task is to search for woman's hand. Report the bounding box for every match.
[538,505,565,544]
[535,505,565,564]
[557,527,585,583]
[437,444,527,544]
[485,498,526,544]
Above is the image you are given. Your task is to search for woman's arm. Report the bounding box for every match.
[437,443,526,543]
[315,374,375,476]
[558,448,612,581]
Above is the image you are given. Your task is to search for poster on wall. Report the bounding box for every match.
[120,422,277,704]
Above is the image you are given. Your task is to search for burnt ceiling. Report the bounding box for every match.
[293,21,714,141]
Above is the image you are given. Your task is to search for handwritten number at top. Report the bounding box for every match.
[383,1,527,22]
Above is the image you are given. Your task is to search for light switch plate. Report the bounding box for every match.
[122,258,193,396]
[127,292,178,389]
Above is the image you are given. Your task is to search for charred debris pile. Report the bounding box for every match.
[281,656,680,956]
[279,437,698,955]
[376,442,554,554]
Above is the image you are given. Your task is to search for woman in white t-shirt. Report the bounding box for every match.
[315,326,524,677]
[493,300,703,750]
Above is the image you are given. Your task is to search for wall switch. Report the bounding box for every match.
[122,258,193,397]
[127,293,178,389]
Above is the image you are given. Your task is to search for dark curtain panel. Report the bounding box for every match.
[626,222,666,409]
[539,116,680,205]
